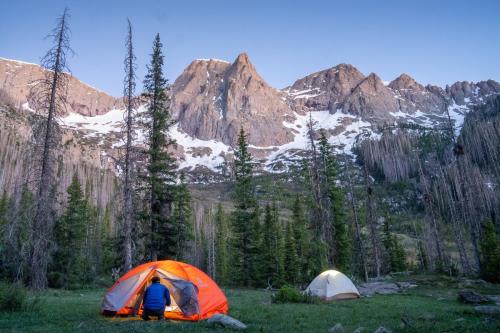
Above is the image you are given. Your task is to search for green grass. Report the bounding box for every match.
[0,276,499,332]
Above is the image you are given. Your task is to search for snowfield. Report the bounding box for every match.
[169,123,232,171]
[60,108,125,134]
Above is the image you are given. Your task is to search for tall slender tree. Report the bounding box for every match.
[364,165,381,277]
[382,217,406,272]
[122,18,137,272]
[291,195,312,284]
[172,172,193,260]
[341,152,368,281]
[318,132,351,271]
[261,203,284,287]
[50,174,90,288]
[214,203,230,285]
[141,34,177,261]
[29,8,72,290]
[283,221,299,284]
[479,219,500,282]
[231,128,261,286]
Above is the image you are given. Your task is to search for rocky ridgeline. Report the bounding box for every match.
[1,54,500,176]
[0,57,121,116]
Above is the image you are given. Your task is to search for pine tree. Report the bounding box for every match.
[291,195,311,284]
[283,221,299,285]
[214,203,230,285]
[383,218,407,272]
[172,172,193,260]
[318,131,351,271]
[261,203,284,288]
[99,205,116,276]
[479,219,500,283]
[50,174,90,288]
[301,118,329,275]
[231,127,261,287]
[141,33,177,261]
[16,186,34,281]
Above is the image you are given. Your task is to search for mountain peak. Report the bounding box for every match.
[357,73,385,90]
[389,73,424,91]
[234,52,250,65]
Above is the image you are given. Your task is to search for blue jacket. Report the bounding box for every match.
[143,282,171,310]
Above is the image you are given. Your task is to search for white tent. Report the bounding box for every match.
[305,270,360,300]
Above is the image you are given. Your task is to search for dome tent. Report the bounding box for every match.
[305,270,360,300]
[101,260,228,321]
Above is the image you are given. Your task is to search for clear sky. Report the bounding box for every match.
[1,0,499,96]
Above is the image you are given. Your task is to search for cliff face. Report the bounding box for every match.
[172,53,293,147]
[0,57,120,116]
[285,63,365,113]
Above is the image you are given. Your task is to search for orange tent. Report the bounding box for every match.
[101,260,228,321]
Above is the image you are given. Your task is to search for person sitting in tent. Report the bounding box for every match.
[142,276,171,320]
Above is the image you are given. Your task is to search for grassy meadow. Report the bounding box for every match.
[0,275,499,333]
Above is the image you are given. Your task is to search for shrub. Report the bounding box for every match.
[0,281,42,312]
[271,285,318,304]
[479,220,500,283]
[0,282,27,312]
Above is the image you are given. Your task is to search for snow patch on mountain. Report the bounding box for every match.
[169,123,232,171]
[263,110,376,170]
[288,87,324,99]
[447,100,470,136]
[60,108,124,134]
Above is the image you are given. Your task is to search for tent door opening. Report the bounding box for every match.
[132,269,200,317]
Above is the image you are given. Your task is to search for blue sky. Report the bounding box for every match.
[1,0,499,96]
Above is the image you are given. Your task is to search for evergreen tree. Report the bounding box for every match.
[14,186,34,281]
[172,172,193,260]
[141,33,177,261]
[291,195,312,284]
[283,221,299,284]
[479,220,500,283]
[50,174,91,288]
[231,127,261,287]
[100,205,116,276]
[261,203,284,287]
[214,203,230,285]
[318,131,351,271]
[382,218,407,272]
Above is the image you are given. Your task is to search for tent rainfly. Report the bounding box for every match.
[101,260,228,321]
[305,270,360,300]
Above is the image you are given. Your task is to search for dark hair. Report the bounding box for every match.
[152,276,160,283]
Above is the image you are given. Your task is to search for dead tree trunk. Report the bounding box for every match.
[122,19,136,272]
[416,156,445,270]
[343,152,368,281]
[364,165,381,278]
[29,8,71,290]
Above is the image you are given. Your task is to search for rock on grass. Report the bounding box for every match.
[457,290,490,304]
[474,306,500,316]
[328,323,343,332]
[207,314,247,330]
